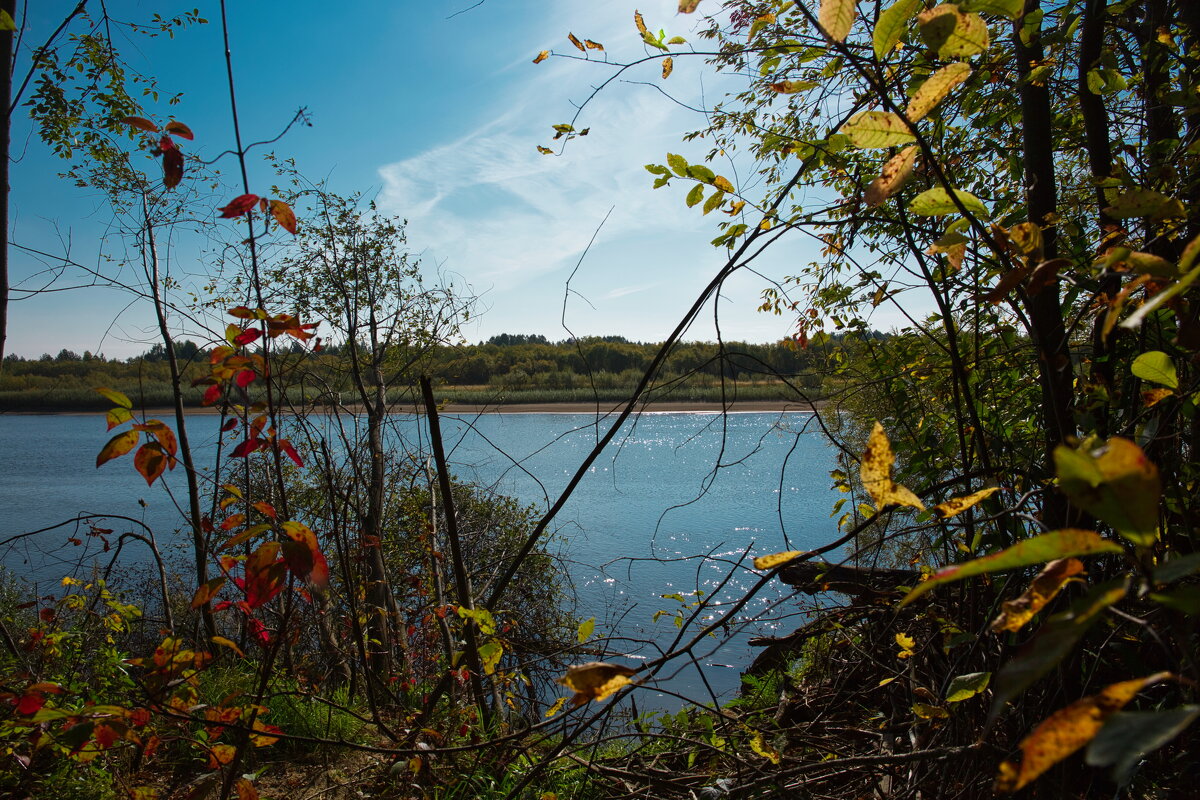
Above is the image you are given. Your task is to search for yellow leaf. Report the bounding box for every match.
[749,731,782,763]
[713,175,734,193]
[754,550,802,570]
[905,63,971,121]
[913,702,950,719]
[990,558,1084,633]
[895,632,916,659]
[932,487,1000,518]
[819,0,856,42]
[95,386,133,409]
[96,430,141,467]
[557,662,637,705]
[860,422,925,511]
[210,635,245,658]
[662,56,673,79]
[842,111,916,149]
[544,696,567,718]
[878,676,898,687]
[865,145,918,207]
[634,10,647,34]
[995,673,1170,793]
[679,0,702,12]
[584,39,604,50]
[567,33,585,52]
[533,50,549,64]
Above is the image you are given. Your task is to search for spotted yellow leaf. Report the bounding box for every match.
[865,145,918,207]
[861,422,925,511]
[557,662,637,706]
[754,550,803,570]
[991,558,1084,633]
[662,56,673,79]
[933,487,1000,518]
[995,674,1170,793]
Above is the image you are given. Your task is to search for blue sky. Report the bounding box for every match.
[7,1,906,359]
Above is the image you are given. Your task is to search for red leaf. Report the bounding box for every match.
[162,148,183,189]
[94,723,119,749]
[234,328,262,346]
[158,135,178,153]
[235,369,257,389]
[134,443,168,487]
[278,438,303,467]
[39,608,56,623]
[14,693,45,716]
[268,200,298,235]
[221,418,238,432]
[244,543,286,609]
[248,617,270,644]
[164,120,194,140]
[121,116,159,133]
[282,521,329,587]
[219,194,261,219]
[203,384,222,406]
[230,438,264,458]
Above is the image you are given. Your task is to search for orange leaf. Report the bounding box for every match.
[533,50,549,64]
[252,501,277,519]
[282,521,329,588]
[567,32,586,52]
[208,743,236,769]
[865,146,918,208]
[584,39,604,50]
[121,116,159,133]
[134,443,168,486]
[97,430,140,467]
[634,11,647,34]
[268,199,298,235]
[164,120,194,140]
[991,558,1084,633]
[995,673,1170,793]
[191,577,227,609]
[235,778,259,800]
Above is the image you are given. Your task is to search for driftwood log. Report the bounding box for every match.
[777,561,920,598]
[744,562,921,676]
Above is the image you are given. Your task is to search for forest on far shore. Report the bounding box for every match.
[0,332,843,410]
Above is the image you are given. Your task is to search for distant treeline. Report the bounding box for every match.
[0,333,853,410]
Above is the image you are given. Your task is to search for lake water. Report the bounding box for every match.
[0,411,839,699]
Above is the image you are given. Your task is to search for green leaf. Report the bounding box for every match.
[818,0,856,42]
[703,190,725,215]
[958,0,1024,19]
[874,0,922,59]
[946,671,991,703]
[989,578,1129,722]
[1131,351,1178,389]
[1086,707,1200,787]
[841,111,916,149]
[900,529,1122,606]
[908,187,990,218]
[478,641,503,675]
[645,164,671,176]
[1149,586,1200,615]
[1152,553,1200,585]
[905,63,971,121]
[686,183,705,207]
[686,164,716,183]
[577,617,595,643]
[0,10,15,31]
[1054,438,1161,547]
[666,152,688,177]
[918,5,990,58]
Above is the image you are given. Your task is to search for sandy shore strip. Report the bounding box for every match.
[10,399,828,416]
